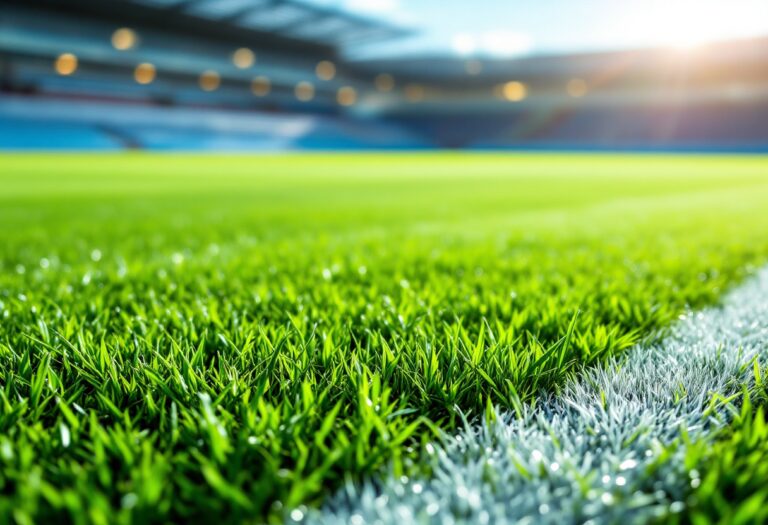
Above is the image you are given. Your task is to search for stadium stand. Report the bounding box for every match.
[1,0,767,150]
[0,95,428,150]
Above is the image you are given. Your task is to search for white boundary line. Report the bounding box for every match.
[307,267,768,524]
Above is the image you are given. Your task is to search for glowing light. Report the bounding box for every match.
[639,0,748,49]
[452,33,476,55]
[374,73,394,92]
[251,76,270,96]
[404,84,425,102]
[232,48,255,69]
[481,31,531,57]
[337,86,357,106]
[567,78,588,98]
[502,81,527,102]
[199,70,220,91]
[112,28,137,51]
[134,63,156,84]
[54,53,78,76]
[316,60,336,81]
[465,60,482,75]
[295,81,315,101]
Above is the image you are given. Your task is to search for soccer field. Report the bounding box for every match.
[2,153,768,523]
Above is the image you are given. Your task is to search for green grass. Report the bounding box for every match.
[1,153,767,524]
[680,383,768,525]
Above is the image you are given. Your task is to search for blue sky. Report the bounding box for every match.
[305,0,768,58]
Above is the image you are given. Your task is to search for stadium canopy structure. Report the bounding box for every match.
[128,0,412,47]
[0,0,412,109]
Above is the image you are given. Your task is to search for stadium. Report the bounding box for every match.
[1,0,768,523]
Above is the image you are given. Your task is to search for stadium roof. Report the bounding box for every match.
[5,0,410,59]
[351,36,768,84]
[128,0,412,47]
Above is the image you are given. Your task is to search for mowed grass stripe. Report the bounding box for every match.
[313,266,768,524]
[0,154,767,522]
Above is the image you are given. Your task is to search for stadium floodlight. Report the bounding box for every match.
[502,81,527,102]
[567,78,588,98]
[232,48,255,69]
[134,63,156,85]
[112,28,138,51]
[337,86,357,106]
[295,81,315,101]
[251,76,271,96]
[54,53,78,76]
[199,70,221,91]
[404,84,425,102]
[316,61,336,81]
[374,73,394,92]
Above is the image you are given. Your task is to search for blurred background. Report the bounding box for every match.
[1,0,767,151]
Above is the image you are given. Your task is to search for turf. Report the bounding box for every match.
[314,266,768,524]
[1,153,767,524]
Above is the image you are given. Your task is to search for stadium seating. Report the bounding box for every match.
[0,95,429,150]
[0,119,122,150]
[4,94,768,151]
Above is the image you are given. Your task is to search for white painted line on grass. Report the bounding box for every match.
[307,267,768,524]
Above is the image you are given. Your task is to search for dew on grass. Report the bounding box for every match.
[691,478,701,488]
[121,493,138,509]
[669,501,685,513]
[619,459,637,470]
